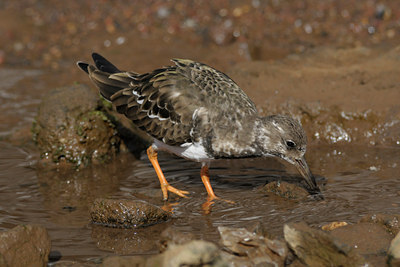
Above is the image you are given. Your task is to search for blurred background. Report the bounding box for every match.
[1,0,400,71]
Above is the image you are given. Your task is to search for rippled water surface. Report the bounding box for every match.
[1,139,399,262]
[0,69,399,263]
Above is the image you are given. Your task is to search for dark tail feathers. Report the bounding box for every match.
[76,53,127,100]
[77,61,89,73]
[76,53,120,74]
[91,53,120,73]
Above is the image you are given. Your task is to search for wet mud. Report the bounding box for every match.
[1,0,400,265]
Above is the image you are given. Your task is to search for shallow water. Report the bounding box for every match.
[0,138,399,262]
[0,68,399,263]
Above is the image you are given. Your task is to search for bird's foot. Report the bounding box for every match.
[161,202,179,213]
[161,184,189,200]
[202,195,235,214]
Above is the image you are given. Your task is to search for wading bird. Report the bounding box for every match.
[77,53,320,202]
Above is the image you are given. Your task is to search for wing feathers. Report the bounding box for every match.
[77,54,257,146]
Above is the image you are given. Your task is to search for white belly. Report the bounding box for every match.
[152,139,212,162]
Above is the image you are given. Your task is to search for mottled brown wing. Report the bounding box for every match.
[80,55,258,146]
[109,68,202,145]
[172,59,257,117]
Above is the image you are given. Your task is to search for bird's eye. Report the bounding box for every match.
[286,140,296,148]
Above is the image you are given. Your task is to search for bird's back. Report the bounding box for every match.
[77,53,258,148]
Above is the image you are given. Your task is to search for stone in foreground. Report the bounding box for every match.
[284,222,368,266]
[90,198,171,228]
[148,240,228,267]
[0,224,51,267]
[388,231,400,266]
[32,84,120,167]
[218,226,287,266]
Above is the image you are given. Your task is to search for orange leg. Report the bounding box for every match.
[146,146,189,200]
[201,164,235,215]
[200,164,218,200]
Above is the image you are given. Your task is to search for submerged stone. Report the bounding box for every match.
[259,181,310,200]
[90,198,171,228]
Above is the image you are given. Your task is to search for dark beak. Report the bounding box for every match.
[294,157,320,194]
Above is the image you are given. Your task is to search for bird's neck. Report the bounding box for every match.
[253,116,280,157]
[205,115,263,158]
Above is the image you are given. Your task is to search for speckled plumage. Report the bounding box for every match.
[77,53,321,196]
[79,54,258,157]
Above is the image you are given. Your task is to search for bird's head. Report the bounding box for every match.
[256,115,320,193]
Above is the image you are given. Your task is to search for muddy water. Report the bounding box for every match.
[1,103,400,264]
[1,68,400,263]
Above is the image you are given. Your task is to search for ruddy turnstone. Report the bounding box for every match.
[77,53,320,201]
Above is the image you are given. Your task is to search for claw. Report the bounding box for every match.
[147,146,189,201]
[163,184,189,200]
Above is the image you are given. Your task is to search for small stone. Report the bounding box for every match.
[148,240,228,267]
[218,226,286,266]
[321,221,348,231]
[259,181,309,199]
[388,232,400,266]
[90,198,171,228]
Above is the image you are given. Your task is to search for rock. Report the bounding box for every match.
[388,232,400,266]
[246,221,272,239]
[359,213,400,235]
[321,221,348,231]
[329,222,393,266]
[218,226,287,266]
[259,181,310,200]
[283,222,368,266]
[90,198,171,228]
[158,227,196,252]
[0,224,51,267]
[329,222,392,255]
[32,84,121,167]
[147,240,228,267]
